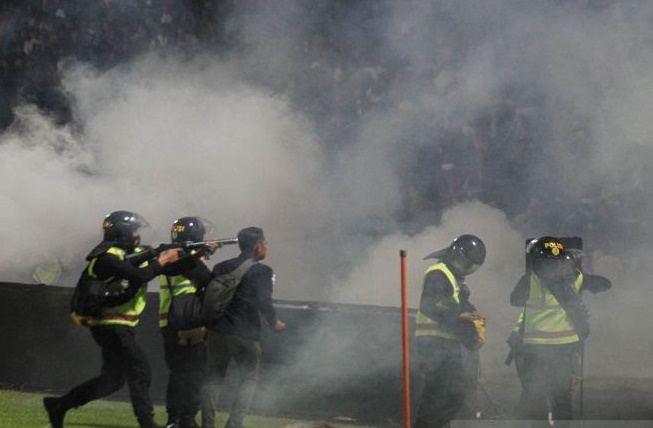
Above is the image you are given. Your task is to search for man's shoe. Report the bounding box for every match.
[165,416,180,428]
[179,418,200,428]
[43,397,65,428]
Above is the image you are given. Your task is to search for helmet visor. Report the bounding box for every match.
[125,212,151,248]
[129,212,150,230]
[451,256,482,276]
[196,216,214,239]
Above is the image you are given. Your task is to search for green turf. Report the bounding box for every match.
[0,389,359,428]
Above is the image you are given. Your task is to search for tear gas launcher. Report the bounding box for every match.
[160,238,239,251]
[127,238,239,262]
[158,238,239,259]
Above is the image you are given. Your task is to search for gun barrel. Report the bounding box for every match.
[215,237,239,246]
[152,239,239,254]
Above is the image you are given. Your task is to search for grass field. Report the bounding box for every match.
[0,389,353,428]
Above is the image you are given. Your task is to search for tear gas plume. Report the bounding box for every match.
[3,0,653,391]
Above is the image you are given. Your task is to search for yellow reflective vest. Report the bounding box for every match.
[92,247,148,328]
[522,272,584,345]
[159,273,197,328]
[415,262,460,340]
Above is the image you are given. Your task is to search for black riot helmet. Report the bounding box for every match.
[565,248,584,273]
[530,236,569,281]
[424,234,486,277]
[103,210,149,252]
[559,249,582,281]
[170,216,208,243]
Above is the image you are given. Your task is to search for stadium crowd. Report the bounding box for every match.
[0,0,641,253]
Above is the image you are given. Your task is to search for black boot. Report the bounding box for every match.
[179,415,200,428]
[43,397,66,428]
[165,414,180,428]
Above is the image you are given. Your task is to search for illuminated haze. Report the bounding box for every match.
[2,0,653,382]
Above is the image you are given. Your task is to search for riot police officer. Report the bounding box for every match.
[510,236,610,427]
[43,211,182,428]
[413,234,487,428]
[160,217,217,428]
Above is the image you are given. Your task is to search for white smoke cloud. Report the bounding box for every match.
[4,0,653,383]
[334,201,523,306]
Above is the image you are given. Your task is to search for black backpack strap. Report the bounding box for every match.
[230,258,256,283]
[542,279,590,341]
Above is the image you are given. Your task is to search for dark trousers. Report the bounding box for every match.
[59,325,155,424]
[201,334,262,428]
[414,337,466,428]
[163,328,208,423]
[520,342,580,428]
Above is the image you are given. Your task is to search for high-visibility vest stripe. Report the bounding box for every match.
[524,329,577,339]
[158,271,197,328]
[415,263,460,340]
[101,313,140,322]
[524,303,566,309]
[95,247,148,328]
[523,272,583,345]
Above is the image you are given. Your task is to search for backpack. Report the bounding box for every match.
[201,258,256,326]
[70,268,136,326]
[165,282,204,331]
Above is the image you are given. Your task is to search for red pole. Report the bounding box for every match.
[400,250,411,428]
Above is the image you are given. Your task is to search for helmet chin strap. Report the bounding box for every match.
[449,255,480,277]
[446,260,466,278]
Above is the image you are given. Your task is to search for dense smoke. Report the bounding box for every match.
[3,0,653,389]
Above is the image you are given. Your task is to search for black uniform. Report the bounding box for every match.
[510,272,610,426]
[414,267,479,428]
[45,242,170,428]
[160,260,213,428]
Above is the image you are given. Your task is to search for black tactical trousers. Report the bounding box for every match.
[201,334,262,428]
[59,325,156,425]
[163,328,208,425]
[520,342,580,428]
[414,336,466,428]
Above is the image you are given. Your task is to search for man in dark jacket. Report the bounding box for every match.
[201,227,285,428]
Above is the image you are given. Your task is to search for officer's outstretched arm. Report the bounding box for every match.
[581,274,612,294]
